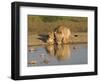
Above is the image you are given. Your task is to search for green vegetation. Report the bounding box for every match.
[28,15,88,35]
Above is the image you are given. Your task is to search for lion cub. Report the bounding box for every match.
[46,32,55,45]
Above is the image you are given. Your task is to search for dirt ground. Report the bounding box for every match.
[28,32,87,46]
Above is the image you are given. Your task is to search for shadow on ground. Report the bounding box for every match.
[37,34,48,42]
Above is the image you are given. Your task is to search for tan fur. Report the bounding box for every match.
[46,25,71,45]
[54,32,62,44]
[46,32,54,44]
[54,26,71,44]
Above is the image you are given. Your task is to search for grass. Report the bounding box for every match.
[28,15,88,46]
[28,15,88,35]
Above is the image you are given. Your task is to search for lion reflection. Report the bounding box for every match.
[45,44,70,61]
[45,45,55,56]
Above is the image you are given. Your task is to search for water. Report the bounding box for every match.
[28,44,87,67]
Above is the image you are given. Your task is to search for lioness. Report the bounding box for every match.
[54,25,71,44]
[54,32,62,45]
[46,25,71,45]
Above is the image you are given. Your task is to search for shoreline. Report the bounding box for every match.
[28,42,87,47]
[28,32,87,46]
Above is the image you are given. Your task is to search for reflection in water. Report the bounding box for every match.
[45,45,55,56]
[28,44,87,67]
[45,44,70,61]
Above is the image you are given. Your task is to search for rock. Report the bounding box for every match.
[73,46,76,49]
[43,59,49,64]
[74,35,78,37]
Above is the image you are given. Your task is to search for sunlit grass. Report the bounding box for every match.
[28,15,87,35]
